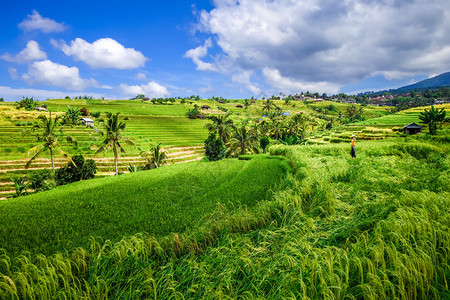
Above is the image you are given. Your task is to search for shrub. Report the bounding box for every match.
[260,136,270,153]
[29,169,56,192]
[16,97,37,110]
[204,133,226,161]
[330,138,345,143]
[90,111,101,118]
[16,146,26,153]
[80,106,89,116]
[186,108,201,119]
[55,155,96,185]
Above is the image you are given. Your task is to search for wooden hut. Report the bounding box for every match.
[402,123,422,135]
[80,117,94,126]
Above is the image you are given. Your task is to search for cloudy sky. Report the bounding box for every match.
[1,0,449,100]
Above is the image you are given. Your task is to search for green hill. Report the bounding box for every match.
[398,71,450,91]
[0,155,289,256]
[0,139,448,299]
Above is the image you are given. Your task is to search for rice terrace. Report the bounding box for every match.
[0,92,448,299]
[1,1,450,298]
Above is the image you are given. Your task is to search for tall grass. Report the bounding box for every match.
[0,139,448,299]
[0,156,289,256]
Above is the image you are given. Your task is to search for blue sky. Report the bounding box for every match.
[1,0,449,101]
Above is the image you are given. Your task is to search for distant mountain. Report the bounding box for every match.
[363,72,450,96]
[396,72,450,92]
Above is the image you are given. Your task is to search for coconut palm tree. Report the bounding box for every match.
[419,105,447,135]
[227,125,259,157]
[262,99,275,113]
[26,112,76,173]
[142,143,168,169]
[205,113,235,143]
[96,112,135,175]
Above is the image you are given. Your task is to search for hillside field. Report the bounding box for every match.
[0,99,448,299]
[0,137,449,299]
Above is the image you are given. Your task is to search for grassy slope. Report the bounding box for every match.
[0,139,448,299]
[0,155,289,256]
[353,103,449,126]
[0,98,390,159]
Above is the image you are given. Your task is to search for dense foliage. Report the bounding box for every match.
[419,105,448,135]
[0,140,447,299]
[204,133,226,161]
[16,96,38,110]
[29,169,55,192]
[55,154,96,185]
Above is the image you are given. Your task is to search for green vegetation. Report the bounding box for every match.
[97,112,135,175]
[7,176,29,198]
[16,96,38,111]
[0,155,288,256]
[0,96,449,298]
[55,154,97,185]
[26,112,77,172]
[419,105,448,135]
[204,133,226,161]
[0,139,448,299]
[140,143,168,169]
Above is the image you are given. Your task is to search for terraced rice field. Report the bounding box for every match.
[0,145,204,199]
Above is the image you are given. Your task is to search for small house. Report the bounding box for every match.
[80,117,94,126]
[197,114,206,119]
[236,104,243,108]
[201,105,211,110]
[35,106,48,111]
[402,123,422,135]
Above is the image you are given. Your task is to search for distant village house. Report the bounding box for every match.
[35,106,48,111]
[80,117,94,126]
[402,123,422,135]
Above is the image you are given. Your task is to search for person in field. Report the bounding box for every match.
[351,135,356,158]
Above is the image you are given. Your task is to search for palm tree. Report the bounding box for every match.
[141,143,168,169]
[63,105,81,125]
[227,125,259,157]
[96,112,135,175]
[419,105,447,135]
[205,114,234,143]
[7,177,29,198]
[151,143,168,168]
[262,99,275,113]
[26,112,76,173]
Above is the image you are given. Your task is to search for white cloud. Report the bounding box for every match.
[0,86,109,102]
[18,10,66,33]
[119,81,170,98]
[8,67,19,80]
[22,60,98,90]
[52,38,147,69]
[0,41,47,63]
[184,38,217,71]
[191,0,450,93]
[263,68,339,94]
[231,70,261,95]
[136,72,148,81]
[198,85,216,94]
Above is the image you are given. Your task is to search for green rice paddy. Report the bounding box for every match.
[0,99,448,299]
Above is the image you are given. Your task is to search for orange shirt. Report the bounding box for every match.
[351,138,355,147]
